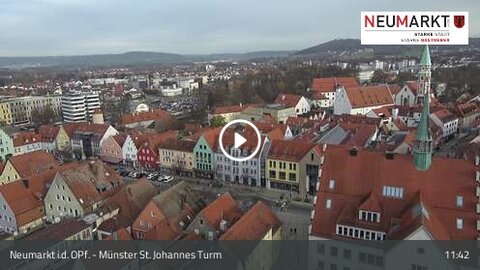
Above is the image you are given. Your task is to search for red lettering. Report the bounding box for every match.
[396,15,408,27]
[365,15,375,27]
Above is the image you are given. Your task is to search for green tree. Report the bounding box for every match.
[210,116,227,128]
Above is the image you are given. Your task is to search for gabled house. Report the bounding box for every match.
[194,128,221,178]
[12,131,42,156]
[101,133,127,164]
[219,201,282,270]
[120,108,175,131]
[0,181,44,236]
[430,108,458,142]
[267,140,323,198]
[97,179,157,239]
[214,128,268,187]
[132,181,205,240]
[122,132,147,168]
[451,102,480,130]
[0,150,58,185]
[309,77,359,109]
[137,131,178,171]
[158,138,197,176]
[333,85,396,116]
[394,81,418,107]
[274,93,311,115]
[44,160,123,222]
[38,124,69,153]
[187,192,242,240]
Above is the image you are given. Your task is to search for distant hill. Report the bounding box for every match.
[295,38,480,57]
[0,50,293,69]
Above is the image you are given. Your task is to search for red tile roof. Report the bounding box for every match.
[120,109,174,125]
[59,161,122,210]
[140,131,178,150]
[103,228,133,240]
[211,104,247,115]
[38,125,61,143]
[12,131,42,147]
[158,138,197,152]
[112,133,127,147]
[102,179,157,229]
[274,93,302,108]
[63,122,110,138]
[311,77,359,93]
[220,201,281,240]
[344,85,395,109]
[268,140,320,162]
[197,192,243,231]
[311,145,478,240]
[338,123,377,148]
[8,150,58,178]
[453,102,480,117]
[0,181,43,227]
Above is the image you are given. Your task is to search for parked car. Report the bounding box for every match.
[147,173,157,180]
[120,171,129,176]
[129,172,141,178]
[163,175,174,183]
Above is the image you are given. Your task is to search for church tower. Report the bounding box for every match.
[416,45,432,105]
[413,46,433,171]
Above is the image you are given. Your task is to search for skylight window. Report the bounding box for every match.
[456,218,463,229]
[329,180,335,190]
[456,196,463,207]
[326,199,332,209]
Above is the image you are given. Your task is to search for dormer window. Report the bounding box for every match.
[359,210,380,222]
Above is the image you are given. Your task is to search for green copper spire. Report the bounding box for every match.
[420,45,431,66]
[414,46,433,171]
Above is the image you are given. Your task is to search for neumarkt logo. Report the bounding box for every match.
[360,12,469,45]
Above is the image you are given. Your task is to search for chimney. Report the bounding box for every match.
[385,151,395,160]
[22,178,29,189]
[349,147,358,156]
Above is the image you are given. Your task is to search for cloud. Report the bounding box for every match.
[0,0,478,56]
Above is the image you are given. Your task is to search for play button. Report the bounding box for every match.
[234,132,247,148]
[219,119,262,162]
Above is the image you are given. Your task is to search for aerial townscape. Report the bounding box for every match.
[0,32,480,270]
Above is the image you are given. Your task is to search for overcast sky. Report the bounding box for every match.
[0,0,478,56]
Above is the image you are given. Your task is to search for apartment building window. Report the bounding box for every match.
[269,170,276,178]
[330,246,338,257]
[317,243,325,254]
[279,172,286,180]
[289,173,296,181]
[343,249,351,260]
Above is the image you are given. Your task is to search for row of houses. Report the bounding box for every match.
[0,149,282,248]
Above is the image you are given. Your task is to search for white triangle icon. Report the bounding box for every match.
[234,132,247,148]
